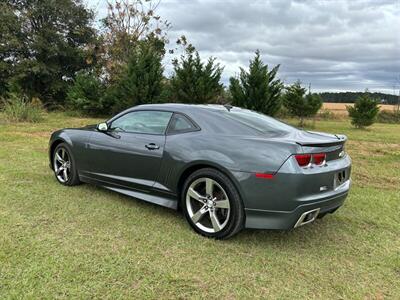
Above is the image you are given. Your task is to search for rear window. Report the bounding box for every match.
[220,108,295,135]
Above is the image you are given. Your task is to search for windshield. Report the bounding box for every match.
[220,108,295,135]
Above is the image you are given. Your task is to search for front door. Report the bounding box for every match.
[84,110,173,192]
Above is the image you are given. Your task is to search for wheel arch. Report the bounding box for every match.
[49,138,72,167]
[176,161,245,209]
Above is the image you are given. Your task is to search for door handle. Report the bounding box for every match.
[145,143,160,150]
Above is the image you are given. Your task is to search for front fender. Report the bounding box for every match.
[48,129,92,170]
[48,130,74,167]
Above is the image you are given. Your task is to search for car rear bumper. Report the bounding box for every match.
[244,179,351,229]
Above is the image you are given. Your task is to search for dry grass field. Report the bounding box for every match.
[322,103,397,115]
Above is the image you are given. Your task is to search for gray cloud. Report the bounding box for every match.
[88,0,400,93]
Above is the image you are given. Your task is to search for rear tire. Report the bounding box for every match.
[182,168,244,239]
[53,143,80,186]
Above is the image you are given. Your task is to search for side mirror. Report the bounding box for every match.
[97,122,108,132]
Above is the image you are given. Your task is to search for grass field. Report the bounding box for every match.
[0,112,399,299]
[322,103,398,115]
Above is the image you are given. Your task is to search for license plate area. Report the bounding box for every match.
[334,169,348,189]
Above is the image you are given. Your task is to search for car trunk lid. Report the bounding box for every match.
[278,130,346,147]
[266,129,347,162]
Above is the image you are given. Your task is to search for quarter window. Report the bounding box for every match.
[167,114,198,134]
[110,111,173,135]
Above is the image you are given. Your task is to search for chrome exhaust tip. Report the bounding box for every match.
[294,208,320,228]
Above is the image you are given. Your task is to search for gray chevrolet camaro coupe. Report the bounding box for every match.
[49,104,351,239]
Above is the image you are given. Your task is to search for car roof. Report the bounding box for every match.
[130,103,232,113]
[115,103,296,137]
[124,103,261,135]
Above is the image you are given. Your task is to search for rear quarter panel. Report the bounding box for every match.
[157,131,302,195]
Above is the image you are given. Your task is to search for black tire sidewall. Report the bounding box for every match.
[182,168,244,239]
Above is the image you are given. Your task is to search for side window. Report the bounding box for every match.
[110,111,172,135]
[167,114,198,134]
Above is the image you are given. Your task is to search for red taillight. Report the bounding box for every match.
[313,153,326,165]
[295,153,327,167]
[295,154,312,167]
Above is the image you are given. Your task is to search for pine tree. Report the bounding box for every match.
[66,71,105,116]
[347,93,379,128]
[229,50,283,116]
[170,42,224,104]
[103,41,164,113]
[283,81,322,126]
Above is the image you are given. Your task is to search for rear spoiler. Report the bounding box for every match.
[295,134,347,147]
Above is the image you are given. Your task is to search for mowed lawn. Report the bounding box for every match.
[0,113,399,299]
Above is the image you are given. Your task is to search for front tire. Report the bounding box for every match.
[182,168,244,239]
[53,143,80,186]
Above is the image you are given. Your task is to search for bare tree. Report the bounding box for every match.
[101,0,170,80]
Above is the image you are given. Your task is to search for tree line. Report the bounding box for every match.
[319,92,398,105]
[0,0,325,121]
[4,0,390,129]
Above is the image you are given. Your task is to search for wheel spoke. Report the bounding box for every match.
[56,153,64,164]
[188,187,204,203]
[63,168,68,181]
[191,206,208,223]
[209,210,222,232]
[56,166,64,175]
[214,199,229,209]
[205,178,213,197]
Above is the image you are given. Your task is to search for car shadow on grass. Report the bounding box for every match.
[77,182,183,218]
[67,181,349,251]
[233,215,355,255]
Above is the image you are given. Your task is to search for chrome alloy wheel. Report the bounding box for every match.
[53,148,71,183]
[186,177,231,233]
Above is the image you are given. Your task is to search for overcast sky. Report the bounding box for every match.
[87,0,400,94]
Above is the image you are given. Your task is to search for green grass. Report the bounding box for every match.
[0,113,399,299]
